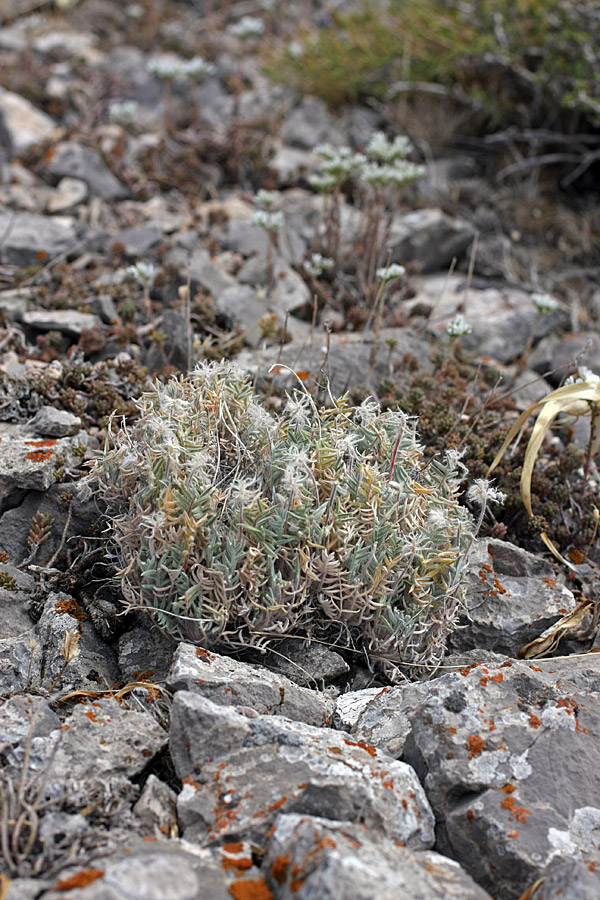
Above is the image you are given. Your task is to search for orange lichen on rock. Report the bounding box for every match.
[55,869,104,890]
[222,857,253,871]
[228,877,274,900]
[25,449,54,462]
[55,597,88,620]
[465,735,485,758]
[270,853,292,884]
[501,796,530,823]
[343,739,378,757]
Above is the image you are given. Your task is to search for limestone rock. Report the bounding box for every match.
[167,642,335,726]
[170,691,434,848]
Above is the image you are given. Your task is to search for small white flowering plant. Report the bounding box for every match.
[228,16,265,40]
[84,361,476,680]
[306,132,425,316]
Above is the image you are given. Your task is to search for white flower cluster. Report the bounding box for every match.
[313,144,367,183]
[308,134,425,194]
[254,189,281,209]
[303,253,335,277]
[446,314,472,338]
[127,262,156,285]
[252,209,283,233]
[228,16,265,39]
[108,100,139,125]
[360,159,425,188]
[531,292,559,314]
[377,264,405,283]
[466,478,506,508]
[366,131,412,162]
[147,54,215,80]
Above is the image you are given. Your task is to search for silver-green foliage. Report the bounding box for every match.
[85,361,474,680]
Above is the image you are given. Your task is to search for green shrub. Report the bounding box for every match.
[84,361,475,680]
[267,0,600,129]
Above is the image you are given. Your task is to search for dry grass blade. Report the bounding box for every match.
[488,374,600,565]
[518,599,595,659]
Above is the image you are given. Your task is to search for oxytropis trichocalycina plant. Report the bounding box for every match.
[83,361,492,681]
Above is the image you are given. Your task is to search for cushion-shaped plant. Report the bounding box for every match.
[84,361,474,680]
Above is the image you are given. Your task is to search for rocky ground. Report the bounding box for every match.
[1,2,600,899]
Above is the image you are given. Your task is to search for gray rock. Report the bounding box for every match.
[333,687,384,732]
[0,286,32,319]
[111,224,162,257]
[48,695,166,786]
[263,637,350,688]
[31,405,81,437]
[546,332,600,385]
[270,143,313,183]
[118,625,177,683]
[0,694,61,770]
[89,294,121,325]
[43,141,128,200]
[145,308,190,374]
[536,857,600,900]
[398,654,600,899]
[388,208,475,273]
[349,683,430,759]
[0,633,36,696]
[132,774,177,837]
[0,423,92,514]
[237,325,432,395]
[32,30,99,58]
[22,308,102,335]
[281,96,346,150]
[170,691,434,848]
[6,879,51,900]
[0,86,56,155]
[264,813,493,900]
[0,563,35,639]
[37,840,261,900]
[450,538,577,656]
[0,208,78,266]
[168,245,236,299]
[407,273,561,364]
[0,482,98,568]
[33,591,120,695]
[216,261,311,344]
[167,643,334,726]
[46,176,89,213]
[220,217,305,265]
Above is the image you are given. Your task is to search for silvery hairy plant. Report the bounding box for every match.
[83,361,475,680]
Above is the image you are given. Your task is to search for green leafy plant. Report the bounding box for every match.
[84,361,477,680]
[267,0,600,160]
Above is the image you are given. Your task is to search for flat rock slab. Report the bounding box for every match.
[262,637,349,688]
[0,422,92,513]
[264,813,493,900]
[167,643,335,726]
[407,273,563,364]
[43,141,128,200]
[37,840,267,900]
[21,309,102,335]
[388,207,475,273]
[373,654,600,900]
[0,86,57,154]
[452,538,576,655]
[170,691,434,849]
[0,208,78,266]
[237,326,432,396]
